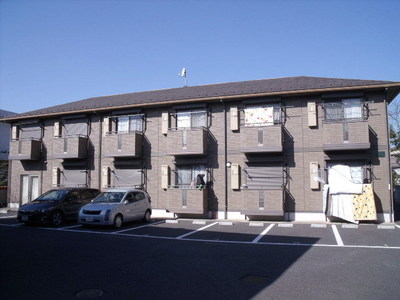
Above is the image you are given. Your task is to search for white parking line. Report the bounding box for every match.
[176,222,218,239]
[112,220,165,234]
[331,225,344,246]
[252,223,275,244]
[58,225,82,230]
[3,221,400,250]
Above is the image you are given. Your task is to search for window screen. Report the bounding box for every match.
[244,166,284,189]
[19,124,41,140]
[62,169,87,187]
[63,119,88,136]
[112,168,143,188]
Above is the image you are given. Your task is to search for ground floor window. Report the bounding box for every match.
[112,167,144,188]
[175,165,207,189]
[243,164,284,189]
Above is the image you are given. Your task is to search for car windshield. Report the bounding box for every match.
[93,192,125,203]
[36,190,70,201]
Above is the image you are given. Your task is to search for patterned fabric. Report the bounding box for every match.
[352,184,377,221]
[244,106,274,126]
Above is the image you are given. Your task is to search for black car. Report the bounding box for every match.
[17,188,101,226]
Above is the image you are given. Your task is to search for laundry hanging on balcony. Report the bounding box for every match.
[325,164,376,223]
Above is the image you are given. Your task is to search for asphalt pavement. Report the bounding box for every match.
[1,213,400,300]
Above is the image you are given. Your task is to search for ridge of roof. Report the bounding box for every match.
[2,76,399,122]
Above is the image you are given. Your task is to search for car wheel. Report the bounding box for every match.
[113,214,123,229]
[143,210,151,222]
[50,211,63,226]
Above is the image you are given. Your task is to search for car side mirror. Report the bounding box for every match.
[124,200,129,205]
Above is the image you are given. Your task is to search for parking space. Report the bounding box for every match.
[183,222,263,242]
[338,224,400,248]
[1,214,400,250]
[258,224,337,246]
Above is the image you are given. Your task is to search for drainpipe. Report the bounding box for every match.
[98,113,103,190]
[384,90,394,222]
[220,99,228,219]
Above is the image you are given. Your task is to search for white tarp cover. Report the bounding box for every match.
[327,164,363,224]
[328,165,363,194]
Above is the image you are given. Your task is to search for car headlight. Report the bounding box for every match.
[104,209,111,221]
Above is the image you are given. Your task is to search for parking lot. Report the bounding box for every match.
[2,212,400,300]
[1,213,400,250]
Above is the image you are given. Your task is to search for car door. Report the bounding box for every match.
[131,192,147,219]
[62,191,81,219]
[122,192,137,222]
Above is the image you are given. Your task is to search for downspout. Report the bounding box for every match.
[98,113,103,190]
[220,99,228,219]
[384,90,394,222]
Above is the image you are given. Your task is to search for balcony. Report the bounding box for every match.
[240,125,283,153]
[103,132,143,158]
[323,121,370,151]
[166,127,207,156]
[241,189,284,216]
[52,136,88,159]
[165,188,207,214]
[9,139,41,160]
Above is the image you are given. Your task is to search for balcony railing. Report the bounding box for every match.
[166,127,207,156]
[53,135,88,159]
[9,138,41,160]
[165,188,207,214]
[323,121,370,151]
[241,189,284,216]
[103,132,143,158]
[240,124,283,153]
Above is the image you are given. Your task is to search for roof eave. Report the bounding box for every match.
[1,82,400,122]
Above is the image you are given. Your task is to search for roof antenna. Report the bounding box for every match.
[178,68,188,87]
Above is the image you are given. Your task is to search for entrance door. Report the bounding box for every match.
[20,175,40,205]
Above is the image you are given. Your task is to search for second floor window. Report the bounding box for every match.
[325,98,363,121]
[115,115,143,133]
[176,110,207,129]
[244,104,281,127]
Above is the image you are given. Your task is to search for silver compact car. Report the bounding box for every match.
[78,189,152,228]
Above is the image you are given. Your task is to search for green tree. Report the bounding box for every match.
[0,161,8,186]
[389,98,400,186]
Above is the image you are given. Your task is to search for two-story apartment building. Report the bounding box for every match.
[2,76,400,223]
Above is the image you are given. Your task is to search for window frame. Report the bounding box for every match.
[243,103,281,127]
[173,109,208,130]
[174,164,208,189]
[108,114,145,134]
[324,98,366,122]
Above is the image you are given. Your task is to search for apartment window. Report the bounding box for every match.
[63,118,88,137]
[176,110,207,129]
[116,115,143,133]
[175,165,207,188]
[327,162,368,184]
[244,104,281,127]
[15,124,42,140]
[243,164,284,190]
[325,98,363,121]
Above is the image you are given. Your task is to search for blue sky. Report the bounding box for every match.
[1,0,399,114]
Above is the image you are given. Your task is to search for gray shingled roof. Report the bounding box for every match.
[2,76,400,121]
